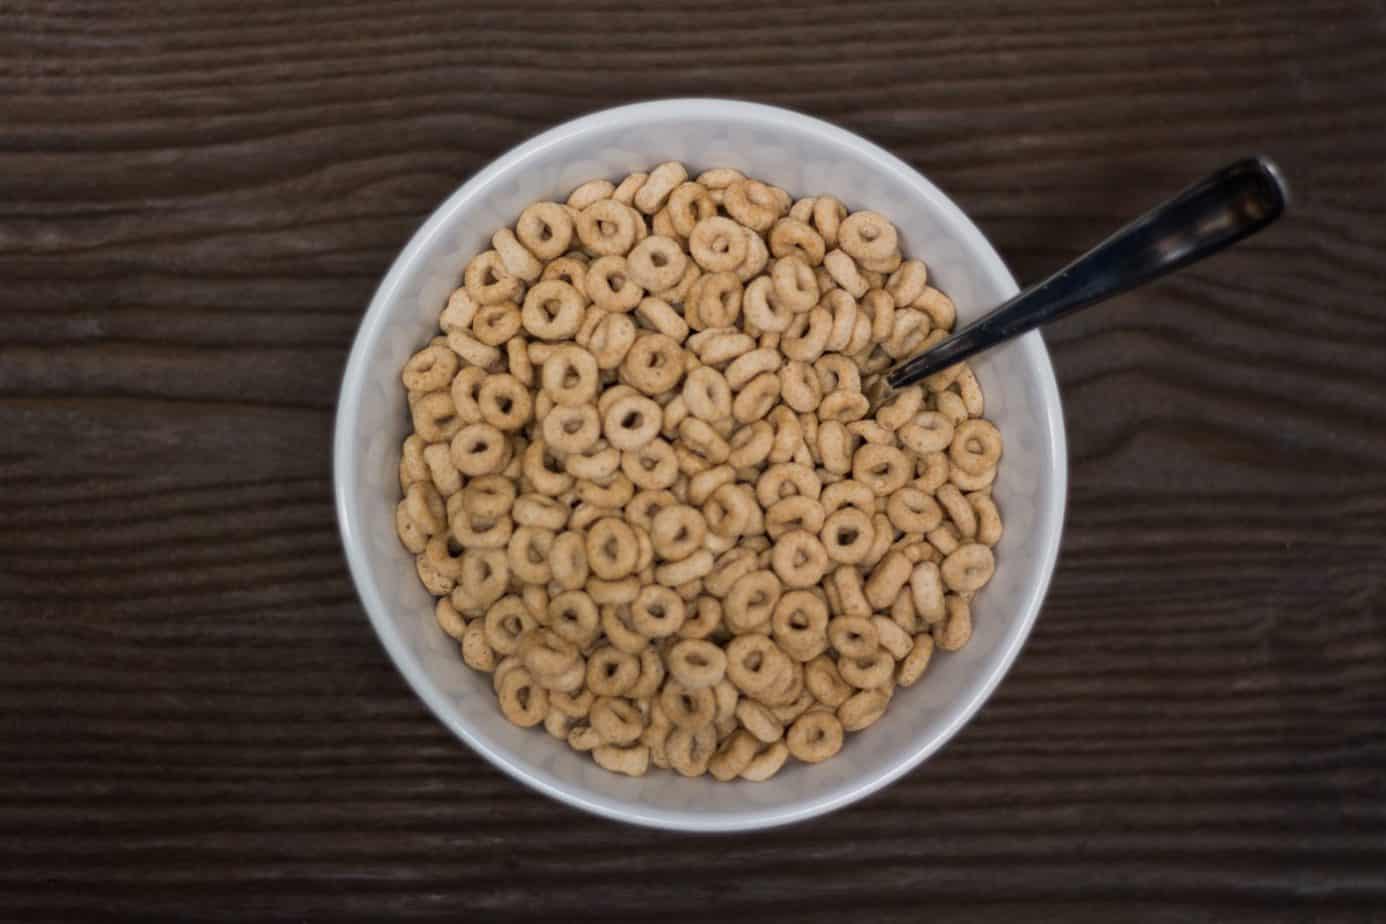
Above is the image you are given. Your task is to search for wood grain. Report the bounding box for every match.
[2,0,1384,920]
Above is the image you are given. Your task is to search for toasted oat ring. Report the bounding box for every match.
[599,603,647,653]
[820,506,875,565]
[666,724,717,778]
[896,634,935,688]
[756,462,822,508]
[678,417,730,466]
[680,596,723,640]
[687,271,743,329]
[724,569,783,634]
[823,249,868,299]
[770,529,830,589]
[456,547,509,609]
[515,202,574,262]
[424,533,466,579]
[633,161,687,214]
[769,218,826,266]
[941,543,996,592]
[887,485,944,533]
[586,646,640,696]
[491,228,542,283]
[780,360,822,414]
[970,492,1003,546]
[731,371,781,423]
[950,418,1003,475]
[653,549,713,586]
[781,306,831,363]
[861,287,897,343]
[403,481,445,537]
[899,411,955,454]
[521,280,585,341]
[564,444,619,481]
[516,626,580,680]
[820,479,874,516]
[838,650,894,690]
[666,639,727,690]
[591,696,645,745]
[830,565,872,619]
[703,482,755,538]
[507,525,555,584]
[630,584,686,638]
[584,255,643,313]
[816,420,853,475]
[483,596,535,657]
[728,421,774,468]
[497,668,547,727]
[622,438,679,490]
[812,196,847,248]
[803,655,851,709]
[886,258,928,307]
[623,490,675,535]
[450,422,508,477]
[547,589,600,648]
[769,256,819,313]
[586,517,639,580]
[613,172,647,205]
[402,344,458,393]
[786,710,843,763]
[852,443,911,496]
[742,276,792,333]
[603,393,662,451]
[689,216,749,272]
[538,345,598,408]
[577,199,639,256]
[827,615,879,659]
[650,504,707,561]
[838,211,898,263]
[410,390,464,443]
[464,250,524,306]
[914,286,956,331]
[937,483,977,538]
[626,235,688,291]
[725,633,792,698]
[708,729,759,781]
[621,333,684,396]
[722,179,783,232]
[660,680,717,731]
[681,366,732,422]
[585,311,637,370]
[666,182,717,238]
[541,255,588,299]
[635,296,689,342]
[764,496,826,541]
[511,493,566,533]
[476,373,532,431]
[770,589,829,662]
[838,688,890,731]
[549,531,589,591]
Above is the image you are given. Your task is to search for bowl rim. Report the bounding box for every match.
[334,98,1068,832]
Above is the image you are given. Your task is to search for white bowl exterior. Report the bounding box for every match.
[335,100,1066,831]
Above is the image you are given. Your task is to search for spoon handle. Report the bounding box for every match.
[882,156,1289,391]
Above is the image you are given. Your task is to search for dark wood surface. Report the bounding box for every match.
[3,1,1384,920]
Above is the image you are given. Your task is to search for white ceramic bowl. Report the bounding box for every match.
[334,99,1066,832]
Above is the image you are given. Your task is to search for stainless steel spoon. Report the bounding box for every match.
[866,156,1289,407]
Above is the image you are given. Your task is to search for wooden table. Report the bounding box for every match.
[3,1,1383,920]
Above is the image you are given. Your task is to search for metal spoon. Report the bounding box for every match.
[866,156,1289,407]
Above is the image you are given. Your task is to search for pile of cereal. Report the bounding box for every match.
[395,164,1003,781]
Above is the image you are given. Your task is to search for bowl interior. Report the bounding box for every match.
[335,100,1066,831]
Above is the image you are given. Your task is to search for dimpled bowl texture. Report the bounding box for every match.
[334,99,1067,832]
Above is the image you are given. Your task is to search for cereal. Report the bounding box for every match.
[393,164,1005,781]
